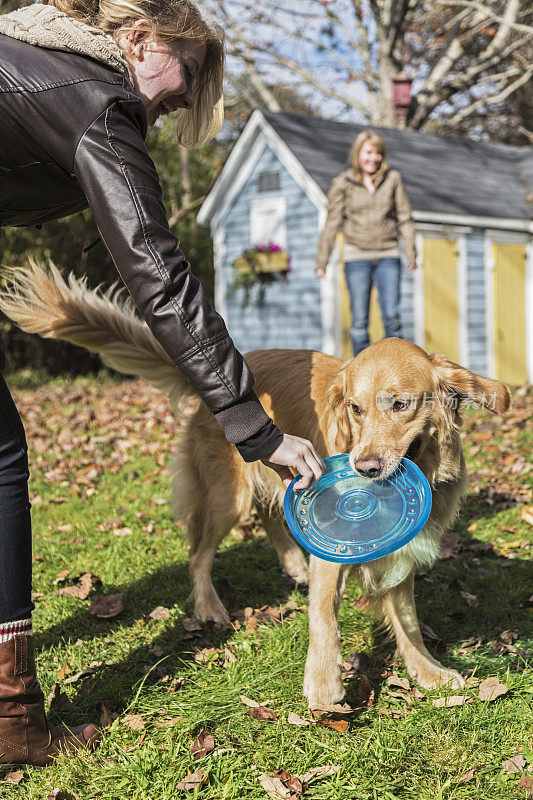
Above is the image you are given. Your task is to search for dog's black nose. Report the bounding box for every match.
[354,456,382,478]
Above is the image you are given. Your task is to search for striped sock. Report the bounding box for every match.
[0,618,33,644]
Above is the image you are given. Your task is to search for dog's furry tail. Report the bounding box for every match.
[0,260,194,406]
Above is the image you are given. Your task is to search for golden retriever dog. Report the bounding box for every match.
[0,263,511,711]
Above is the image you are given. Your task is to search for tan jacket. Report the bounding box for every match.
[315,168,417,270]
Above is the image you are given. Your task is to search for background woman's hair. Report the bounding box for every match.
[349,130,388,183]
[43,0,224,147]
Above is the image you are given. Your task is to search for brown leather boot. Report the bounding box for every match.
[0,634,101,766]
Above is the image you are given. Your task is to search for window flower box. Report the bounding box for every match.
[234,249,290,275]
[231,242,291,305]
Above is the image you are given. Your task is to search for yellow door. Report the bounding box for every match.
[492,242,527,385]
[422,237,459,362]
[339,234,385,360]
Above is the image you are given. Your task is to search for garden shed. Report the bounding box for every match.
[198,110,533,385]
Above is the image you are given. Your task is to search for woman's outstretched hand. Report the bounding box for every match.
[315,267,326,278]
[263,434,325,490]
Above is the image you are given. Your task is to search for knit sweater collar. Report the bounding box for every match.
[0,3,133,82]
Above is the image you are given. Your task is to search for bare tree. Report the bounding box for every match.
[199,0,532,134]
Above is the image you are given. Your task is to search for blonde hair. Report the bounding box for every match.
[43,0,224,146]
[349,130,388,184]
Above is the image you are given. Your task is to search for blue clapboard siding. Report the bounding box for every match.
[466,230,488,374]
[222,147,323,353]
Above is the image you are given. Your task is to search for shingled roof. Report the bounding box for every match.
[262,111,533,221]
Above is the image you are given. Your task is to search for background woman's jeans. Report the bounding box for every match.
[0,372,33,623]
[344,257,402,356]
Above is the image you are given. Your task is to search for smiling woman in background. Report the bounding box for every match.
[0,0,324,766]
[315,130,417,356]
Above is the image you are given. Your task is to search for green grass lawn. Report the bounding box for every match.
[1,374,531,800]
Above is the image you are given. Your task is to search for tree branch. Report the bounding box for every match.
[443,65,533,126]
[168,196,207,228]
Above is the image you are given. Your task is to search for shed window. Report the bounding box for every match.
[257,171,281,192]
[250,196,287,249]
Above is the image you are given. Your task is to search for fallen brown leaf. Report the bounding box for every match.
[386,690,414,705]
[191,730,215,760]
[310,701,354,716]
[273,769,304,795]
[48,683,69,711]
[419,622,448,653]
[56,663,72,681]
[455,768,475,784]
[377,707,405,718]
[518,775,533,793]
[521,505,533,526]
[317,716,349,732]
[113,526,133,537]
[176,770,206,791]
[432,695,468,708]
[387,674,410,691]
[4,770,24,784]
[89,593,124,619]
[99,700,119,728]
[182,616,202,631]
[164,676,185,692]
[53,569,71,585]
[64,667,95,685]
[287,711,311,727]
[194,646,221,664]
[121,714,145,731]
[258,773,291,800]
[441,611,466,624]
[342,651,370,678]
[297,765,341,783]
[239,694,262,708]
[450,578,478,606]
[55,572,102,599]
[47,790,75,800]
[478,676,508,702]
[249,706,278,722]
[502,754,526,773]
[456,636,483,655]
[149,605,171,620]
[357,674,375,707]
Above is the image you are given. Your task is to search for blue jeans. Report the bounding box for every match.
[0,372,33,623]
[344,257,402,356]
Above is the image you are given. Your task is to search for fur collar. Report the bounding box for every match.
[0,3,133,82]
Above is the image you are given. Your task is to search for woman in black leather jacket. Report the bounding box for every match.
[0,0,324,766]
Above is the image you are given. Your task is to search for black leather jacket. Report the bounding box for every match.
[0,33,282,461]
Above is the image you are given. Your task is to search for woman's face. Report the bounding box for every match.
[358,141,383,175]
[123,24,206,126]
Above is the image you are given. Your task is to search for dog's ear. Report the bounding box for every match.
[430,353,511,414]
[327,366,353,452]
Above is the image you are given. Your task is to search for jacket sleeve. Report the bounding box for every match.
[73,98,283,461]
[315,173,346,271]
[394,173,417,264]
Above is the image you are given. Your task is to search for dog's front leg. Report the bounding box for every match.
[381,572,465,689]
[303,556,350,711]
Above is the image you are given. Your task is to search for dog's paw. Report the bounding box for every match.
[405,660,465,690]
[303,665,345,709]
[282,549,309,585]
[194,595,231,625]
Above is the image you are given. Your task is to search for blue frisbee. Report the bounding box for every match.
[283,454,432,564]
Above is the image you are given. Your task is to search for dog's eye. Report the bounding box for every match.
[392,399,409,412]
[352,404,362,415]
